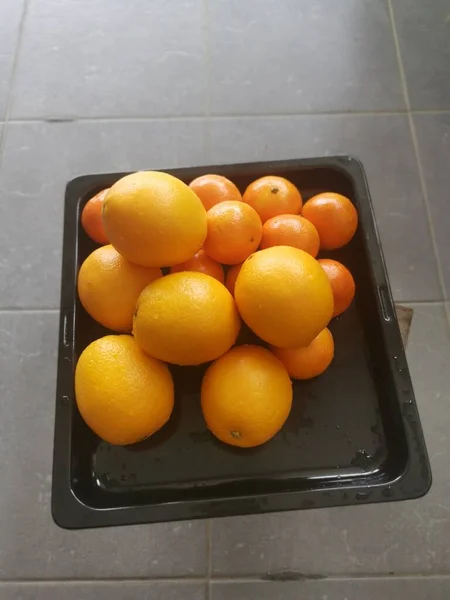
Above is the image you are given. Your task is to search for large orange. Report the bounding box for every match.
[77,245,162,332]
[235,246,333,348]
[201,345,293,448]
[81,189,109,245]
[133,272,240,366]
[302,192,358,250]
[75,335,174,445]
[203,201,262,265]
[271,328,334,380]
[318,258,356,317]
[103,171,207,267]
[189,174,242,211]
[243,176,302,223]
[260,214,320,257]
[170,249,224,284]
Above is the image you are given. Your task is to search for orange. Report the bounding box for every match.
[318,258,356,317]
[260,214,320,257]
[77,245,162,332]
[302,192,358,250]
[170,249,224,284]
[189,174,242,211]
[203,201,262,265]
[271,328,334,380]
[75,335,174,445]
[133,272,240,366]
[235,246,333,348]
[201,345,293,448]
[81,189,109,245]
[225,263,243,296]
[103,171,207,267]
[243,176,302,223]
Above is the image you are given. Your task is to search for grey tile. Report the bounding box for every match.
[0,582,206,600]
[413,114,450,297]
[211,304,450,575]
[209,0,404,115]
[0,0,24,119]
[0,119,206,309]
[211,578,450,600]
[0,311,207,578]
[11,0,206,118]
[208,115,441,302]
[392,0,450,110]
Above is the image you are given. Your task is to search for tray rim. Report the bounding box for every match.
[52,155,432,529]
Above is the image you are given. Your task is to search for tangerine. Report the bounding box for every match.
[81,189,109,245]
[243,176,302,223]
[189,174,242,211]
[318,258,356,317]
[271,328,334,380]
[302,192,358,250]
[260,214,320,257]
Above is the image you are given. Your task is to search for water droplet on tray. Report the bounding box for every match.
[383,486,394,498]
[355,491,371,501]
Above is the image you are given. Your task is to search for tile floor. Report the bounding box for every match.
[0,0,449,598]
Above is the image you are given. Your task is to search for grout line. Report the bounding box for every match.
[0,0,29,169]
[3,573,450,585]
[209,573,450,582]
[205,519,213,600]
[0,308,60,313]
[0,578,207,585]
[387,0,450,333]
[396,299,447,306]
[0,302,446,314]
[202,0,212,159]
[6,110,450,126]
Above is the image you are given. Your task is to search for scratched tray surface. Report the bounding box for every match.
[52,157,431,529]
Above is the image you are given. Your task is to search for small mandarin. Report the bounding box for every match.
[243,176,302,223]
[225,263,243,296]
[189,174,242,211]
[81,189,109,245]
[260,214,320,257]
[203,201,262,265]
[302,192,358,250]
[170,249,225,284]
[271,328,334,380]
[318,258,356,317]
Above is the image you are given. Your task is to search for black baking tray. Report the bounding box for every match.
[52,157,431,529]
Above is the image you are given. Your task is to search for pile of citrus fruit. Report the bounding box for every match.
[76,171,358,448]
